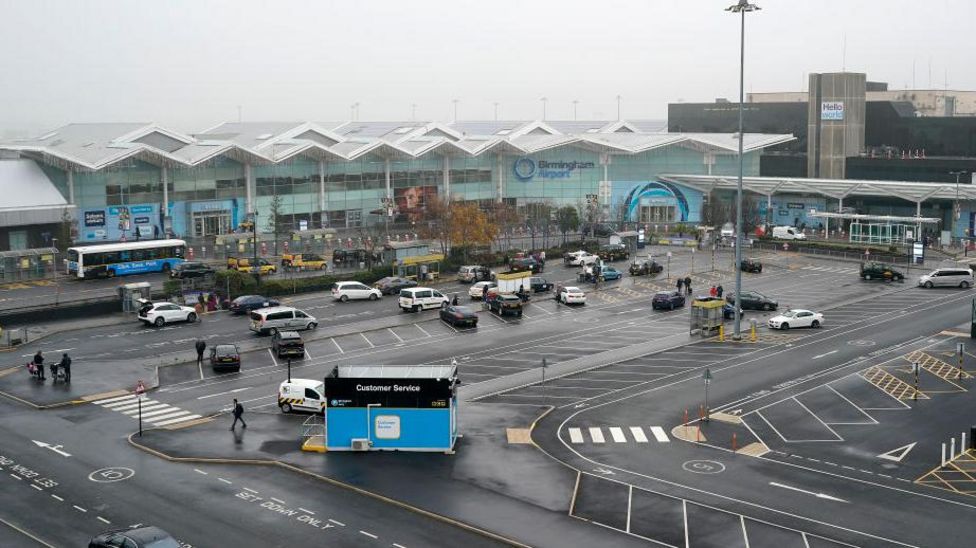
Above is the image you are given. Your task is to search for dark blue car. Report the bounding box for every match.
[652,291,685,310]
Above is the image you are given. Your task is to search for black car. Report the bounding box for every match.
[374,276,418,295]
[170,261,215,279]
[860,261,904,282]
[272,330,305,359]
[509,257,543,274]
[89,526,180,548]
[652,291,686,310]
[488,293,524,316]
[530,276,552,292]
[630,259,663,276]
[229,295,280,314]
[740,258,763,273]
[582,223,615,237]
[209,343,241,372]
[726,291,778,311]
[599,244,630,262]
[440,305,478,327]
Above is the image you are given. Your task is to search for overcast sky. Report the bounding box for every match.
[1,0,973,135]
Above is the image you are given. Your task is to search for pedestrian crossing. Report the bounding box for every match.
[91,393,202,428]
[801,265,859,275]
[568,425,671,445]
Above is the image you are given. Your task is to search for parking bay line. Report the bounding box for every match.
[387,328,404,344]
[360,332,375,348]
[330,338,344,354]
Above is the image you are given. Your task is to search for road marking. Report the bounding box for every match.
[361,332,375,348]
[154,414,204,426]
[267,348,279,366]
[305,348,313,360]
[626,485,633,533]
[194,469,208,475]
[360,531,378,539]
[51,494,63,501]
[878,442,917,463]
[243,487,257,493]
[32,440,71,457]
[568,428,584,443]
[217,477,232,484]
[198,358,204,381]
[812,350,838,360]
[769,482,848,503]
[146,410,190,423]
[530,302,553,314]
[609,427,627,443]
[97,516,111,524]
[416,324,432,338]
[393,544,407,548]
[630,427,648,443]
[10,474,21,480]
[198,387,251,400]
[270,497,285,504]
[329,519,345,526]
[134,406,179,418]
[388,328,404,343]
[298,507,315,514]
[741,515,751,548]
[91,394,137,405]
[331,338,344,354]
[588,427,605,443]
[650,426,670,443]
[73,505,87,513]
[30,484,43,491]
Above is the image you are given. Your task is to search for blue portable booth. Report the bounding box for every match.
[324,365,459,453]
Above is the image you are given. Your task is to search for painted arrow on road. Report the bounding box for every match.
[769,482,847,503]
[594,467,615,475]
[877,442,917,463]
[32,440,71,457]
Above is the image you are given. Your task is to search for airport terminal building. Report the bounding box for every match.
[0,120,791,245]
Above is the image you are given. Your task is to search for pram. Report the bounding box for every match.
[50,361,67,384]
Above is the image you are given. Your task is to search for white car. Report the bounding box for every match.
[567,252,598,266]
[138,301,198,327]
[469,281,497,299]
[558,286,587,305]
[767,309,823,330]
[332,281,382,302]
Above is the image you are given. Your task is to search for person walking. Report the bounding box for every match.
[195,339,207,366]
[676,278,684,293]
[60,353,72,383]
[230,398,247,430]
[33,350,45,381]
[716,285,724,298]
[451,294,459,306]
[684,276,692,296]
[709,285,718,297]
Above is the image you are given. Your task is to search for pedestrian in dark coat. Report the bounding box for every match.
[676,278,684,292]
[684,276,692,296]
[33,350,45,381]
[230,398,247,430]
[195,340,206,366]
[452,294,459,306]
[716,285,724,298]
[60,353,71,383]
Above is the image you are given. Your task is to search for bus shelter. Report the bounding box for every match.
[324,364,459,453]
[0,247,58,282]
[808,211,941,245]
[690,297,725,337]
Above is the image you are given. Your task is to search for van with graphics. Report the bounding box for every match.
[278,379,325,413]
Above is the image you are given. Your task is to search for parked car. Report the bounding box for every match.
[723,303,744,320]
[652,291,685,310]
[529,276,552,292]
[332,281,382,301]
[249,306,317,335]
[229,295,280,314]
[564,250,587,266]
[228,257,277,275]
[630,258,663,276]
[469,281,497,299]
[440,305,479,327]
[600,266,623,281]
[209,344,241,372]
[599,244,630,262]
[509,257,543,274]
[725,291,778,311]
[768,309,823,330]
[89,526,180,548]
[281,252,327,270]
[373,276,418,295]
[582,223,615,237]
[740,258,763,273]
[457,265,492,283]
[399,287,449,312]
[138,301,197,327]
[272,330,305,358]
[488,293,524,317]
[918,268,973,288]
[557,286,587,305]
[860,262,904,282]
[169,261,214,279]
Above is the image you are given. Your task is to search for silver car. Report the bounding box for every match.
[918,268,973,289]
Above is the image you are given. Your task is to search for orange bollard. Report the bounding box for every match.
[684,409,689,425]
[732,433,737,452]
[699,404,704,420]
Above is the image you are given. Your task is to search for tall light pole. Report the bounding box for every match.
[452,99,459,122]
[951,169,967,223]
[540,97,548,121]
[493,102,500,121]
[573,100,579,121]
[616,95,622,120]
[727,0,760,340]
[411,103,417,121]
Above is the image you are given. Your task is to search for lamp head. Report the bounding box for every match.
[726,0,760,12]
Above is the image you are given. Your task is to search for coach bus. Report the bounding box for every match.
[65,239,187,279]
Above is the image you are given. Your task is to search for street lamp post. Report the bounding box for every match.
[540,97,548,121]
[573,100,579,121]
[951,170,967,245]
[251,211,260,286]
[726,0,760,341]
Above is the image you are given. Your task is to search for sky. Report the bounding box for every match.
[0,0,973,135]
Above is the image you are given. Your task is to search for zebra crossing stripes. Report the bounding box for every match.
[91,394,202,428]
[801,265,859,275]
[568,426,670,445]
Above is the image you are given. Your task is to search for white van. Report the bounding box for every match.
[398,287,449,312]
[772,226,806,240]
[918,268,973,288]
[278,379,325,413]
[249,306,317,335]
[720,222,735,238]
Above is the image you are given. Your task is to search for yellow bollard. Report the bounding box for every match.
[750,322,757,342]
[718,325,725,342]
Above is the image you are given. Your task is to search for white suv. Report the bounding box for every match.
[138,301,198,327]
[332,281,382,302]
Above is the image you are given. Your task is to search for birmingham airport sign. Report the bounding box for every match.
[513,157,595,181]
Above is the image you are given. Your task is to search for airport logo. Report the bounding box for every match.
[513,157,536,181]
[513,157,595,181]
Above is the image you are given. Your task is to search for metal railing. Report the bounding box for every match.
[301,414,326,450]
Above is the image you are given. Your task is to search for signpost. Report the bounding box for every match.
[957,342,965,380]
[135,380,146,437]
[702,368,713,422]
[541,357,549,402]
[912,361,920,401]
[666,251,672,281]
[287,358,292,382]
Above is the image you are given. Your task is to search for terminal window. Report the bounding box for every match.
[639,205,675,223]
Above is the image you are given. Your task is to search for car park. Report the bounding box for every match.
[249,306,317,335]
[860,261,904,282]
[229,295,280,314]
[918,268,973,288]
[599,243,630,262]
[271,330,305,358]
[209,343,241,372]
[488,292,524,316]
[630,258,663,276]
[169,261,214,279]
[399,287,449,312]
[767,309,823,330]
[278,378,325,414]
[440,305,479,327]
[557,285,586,305]
[600,266,623,280]
[726,291,778,311]
[138,301,197,327]
[469,281,497,299]
[457,265,491,283]
[89,526,180,548]
[373,276,418,295]
[332,281,382,301]
[740,257,763,273]
[529,276,552,292]
[652,290,685,310]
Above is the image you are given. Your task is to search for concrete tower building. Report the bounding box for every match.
[807,72,867,179]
